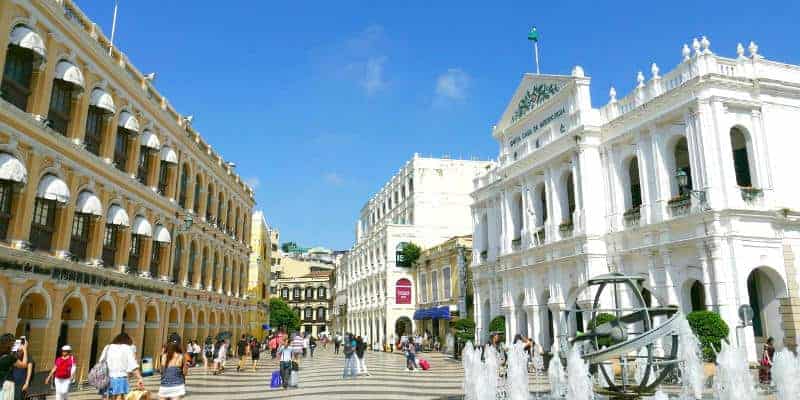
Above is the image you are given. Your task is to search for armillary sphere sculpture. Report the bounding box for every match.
[567,273,681,399]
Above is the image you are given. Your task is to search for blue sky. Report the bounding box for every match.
[78,0,800,250]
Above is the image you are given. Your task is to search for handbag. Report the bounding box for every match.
[270,370,282,388]
[88,346,110,389]
[291,361,299,371]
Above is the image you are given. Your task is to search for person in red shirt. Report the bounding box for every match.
[45,345,75,400]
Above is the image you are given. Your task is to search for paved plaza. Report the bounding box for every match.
[67,348,472,400]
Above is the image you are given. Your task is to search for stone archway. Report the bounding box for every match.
[183,308,195,343]
[58,293,85,362]
[394,316,412,337]
[747,267,788,353]
[142,303,159,360]
[90,297,116,367]
[16,288,51,363]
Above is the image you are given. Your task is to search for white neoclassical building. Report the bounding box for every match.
[342,154,491,345]
[471,37,800,362]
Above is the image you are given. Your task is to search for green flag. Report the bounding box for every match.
[527,26,539,42]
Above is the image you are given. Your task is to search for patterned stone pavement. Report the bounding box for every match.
[66,347,473,399]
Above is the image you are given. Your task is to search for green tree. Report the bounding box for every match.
[454,318,476,344]
[587,313,619,348]
[687,310,729,361]
[281,242,298,253]
[489,316,506,334]
[397,242,422,267]
[269,297,300,333]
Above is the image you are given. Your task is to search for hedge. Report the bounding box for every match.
[687,310,729,361]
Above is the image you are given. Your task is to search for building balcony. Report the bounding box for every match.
[558,221,574,238]
[668,194,691,217]
[623,207,641,228]
[534,227,546,246]
[740,187,763,203]
[511,238,521,251]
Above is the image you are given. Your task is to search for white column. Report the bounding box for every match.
[650,130,672,221]
[636,130,654,224]
[577,141,606,236]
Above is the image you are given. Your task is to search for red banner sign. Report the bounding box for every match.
[396,278,412,304]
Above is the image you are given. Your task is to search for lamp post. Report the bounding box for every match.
[674,169,709,210]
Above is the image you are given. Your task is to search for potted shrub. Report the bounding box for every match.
[687,310,730,378]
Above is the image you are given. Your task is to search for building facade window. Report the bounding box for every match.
[69,213,91,261]
[137,148,150,185]
[171,240,182,283]
[193,175,201,213]
[431,270,439,302]
[317,287,326,300]
[0,181,13,240]
[281,288,289,299]
[30,198,56,252]
[84,106,104,156]
[150,242,163,277]
[304,307,313,321]
[674,137,692,194]
[419,272,427,303]
[102,224,119,268]
[317,307,325,321]
[178,166,189,208]
[205,186,213,221]
[187,243,196,285]
[730,127,753,187]
[305,287,314,299]
[157,161,170,195]
[293,287,301,300]
[442,266,451,299]
[113,128,131,171]
[629,157,642,209]
[1,44,34,111]
[48,79,73,136]
[129,234,143,272]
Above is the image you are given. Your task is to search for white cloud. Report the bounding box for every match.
[323,172,344,186]
[245,176,261,190]
[435,68,471,103]
[360,56,387,95]
[313,25,389,96]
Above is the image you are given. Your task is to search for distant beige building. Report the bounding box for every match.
[414,236,473,351]
[247,211,271,338]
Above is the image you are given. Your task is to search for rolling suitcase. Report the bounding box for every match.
[419,358,430,370]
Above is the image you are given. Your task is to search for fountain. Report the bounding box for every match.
[462,342,478,400]
[713,342,756,400]
[567,345,594,400]
[676,318,704,399]
[548,351,567,398]
[651,391,669,400]
[506,342,530,400]
[772,347,800,399]
[477,345,499,400]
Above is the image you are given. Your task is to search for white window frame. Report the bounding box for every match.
[442,266,451,299]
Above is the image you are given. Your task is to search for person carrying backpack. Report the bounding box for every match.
[45,345,74,400]
[202,338,214,374]
[341,335,357,379]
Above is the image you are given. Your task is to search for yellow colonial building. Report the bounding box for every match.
[0,0,254,381]
[414,235,473,351]
[247,211,275,339]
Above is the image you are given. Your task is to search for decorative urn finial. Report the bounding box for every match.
[636,71,645,88]
[748,41,760,58]
[609,86,617,102]
[736,43,745,59]
[700,36,711,54]
[650,63,660,79]
[682,44,691,62]
[692,38,701,56]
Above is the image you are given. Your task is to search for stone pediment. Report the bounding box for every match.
[495,73,576,133]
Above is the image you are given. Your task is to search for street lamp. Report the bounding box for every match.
[675,169,689,195]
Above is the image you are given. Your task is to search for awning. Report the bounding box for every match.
[413,306,451,321]
[117,111,139,133]
[132,216,152,237]
[106,204,130,226]
[89,88,115,113]
[75,191,102,216]
[36,174,70,203]
[54,60,84,88]
[153,224,171,243]
[9,25,45,58]
[139,130,160,149]
[0,153,27,184]
[160,146,178,164]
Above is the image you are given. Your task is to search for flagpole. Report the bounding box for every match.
[109,0,119,56]
[534,41,540,75]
